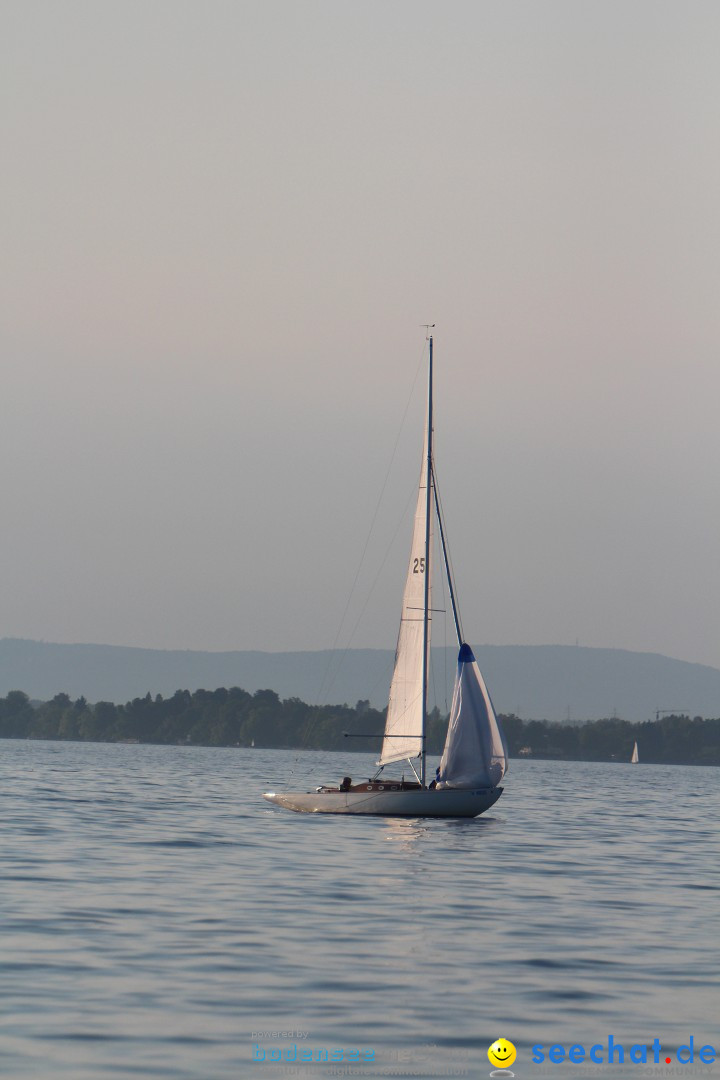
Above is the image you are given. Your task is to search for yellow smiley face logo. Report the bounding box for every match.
[488,1038,517,1068]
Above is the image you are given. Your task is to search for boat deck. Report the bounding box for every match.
[319,780,423,794]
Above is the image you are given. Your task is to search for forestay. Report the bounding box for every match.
[437,644,509,788]
[379,432,433,766]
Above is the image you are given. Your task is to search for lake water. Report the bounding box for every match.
[1,740,718,1080]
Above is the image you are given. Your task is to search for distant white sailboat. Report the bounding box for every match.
[264,334,508,818]
[631,741,639,764]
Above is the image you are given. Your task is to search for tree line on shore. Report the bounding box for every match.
[1,687,719,765]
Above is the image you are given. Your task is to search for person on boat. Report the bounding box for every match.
[428,766,441,789]
[339,776,352,791]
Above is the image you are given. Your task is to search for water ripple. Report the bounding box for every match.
[1,742,718,1079]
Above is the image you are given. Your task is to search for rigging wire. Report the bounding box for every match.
[438,518,449,714]
[287,343,428,781]
[432,457,465,645]
[312,342,427,710]
[320,478,419,705]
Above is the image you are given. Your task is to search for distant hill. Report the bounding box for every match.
[2,638,720,722]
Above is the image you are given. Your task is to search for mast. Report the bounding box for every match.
[378,327,436,774]
[421,334,433,787]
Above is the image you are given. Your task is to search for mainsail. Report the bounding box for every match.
[437,644,509,789]
[379,431,432,765]
[631,741,639,764]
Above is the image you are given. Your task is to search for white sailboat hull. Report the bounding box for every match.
[264,786,503,818]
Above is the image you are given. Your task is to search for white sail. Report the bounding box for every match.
[437,644,508,789]
[379,431,432,765]
[631,741,639,763]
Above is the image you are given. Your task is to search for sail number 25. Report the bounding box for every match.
[413,557,426,574]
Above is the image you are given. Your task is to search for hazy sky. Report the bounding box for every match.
[2,1,720,668]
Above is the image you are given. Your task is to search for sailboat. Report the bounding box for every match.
[264,335,508,817]
[631,741,639,764]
